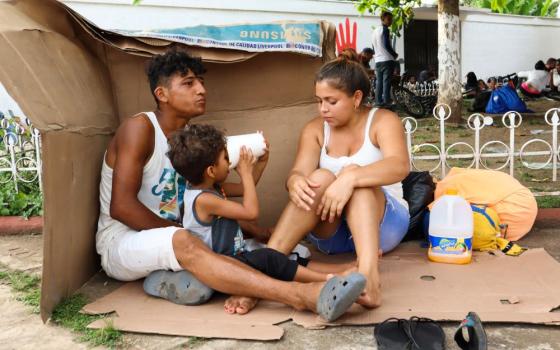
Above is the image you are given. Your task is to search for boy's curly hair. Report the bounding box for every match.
[168,124,226,185]
[146,47,206,105]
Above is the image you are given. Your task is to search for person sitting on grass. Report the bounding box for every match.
[464,72,479,98]
[166,124,361,313]
[477,79,488,92]
[549,59,560,93]
[518,60,549,98]
[487,77,498,91]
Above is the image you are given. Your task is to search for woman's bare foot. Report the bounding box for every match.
[342,263,358,276]
[224,296,259,314]
[356,280,381,309]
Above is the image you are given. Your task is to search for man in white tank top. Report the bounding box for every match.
[96,48,365,320]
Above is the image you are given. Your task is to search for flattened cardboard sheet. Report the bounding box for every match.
[295,244,560,328]
[82,282,294,341]
[83,244,560,340]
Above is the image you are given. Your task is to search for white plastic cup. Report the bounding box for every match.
[226,132,266,169]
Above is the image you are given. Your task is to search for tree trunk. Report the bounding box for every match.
[437,0,462,124]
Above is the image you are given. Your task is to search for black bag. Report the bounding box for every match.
[469,90,491,112]
[402,171,435,241]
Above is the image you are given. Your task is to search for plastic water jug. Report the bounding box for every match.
[428,188,473,264]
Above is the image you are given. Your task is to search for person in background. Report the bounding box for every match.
[478,79,488,92]
[359,47,374,70]
[487,77,498,91]
[518,60,549,98]
[545,58,557,72]
[554,59,560,90]
[469,77,495,112]
[464,72,479,98]
[405,75,417,90]
[549,59,560,94]
[371,11,398,107]
[418,64,436,84]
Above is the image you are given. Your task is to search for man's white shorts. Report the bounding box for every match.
[101,226,183,281]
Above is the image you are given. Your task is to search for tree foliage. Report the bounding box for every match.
[462,0,559,17]
[354,0,422,36]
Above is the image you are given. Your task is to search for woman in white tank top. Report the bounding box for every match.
[267,56,411,310]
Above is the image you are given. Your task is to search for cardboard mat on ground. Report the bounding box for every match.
[82,244,560,340]
[0,0,335,321]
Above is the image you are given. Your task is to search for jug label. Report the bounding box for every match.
[429,236,472,255]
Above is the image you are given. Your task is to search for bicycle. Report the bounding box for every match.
[391,73,437,118]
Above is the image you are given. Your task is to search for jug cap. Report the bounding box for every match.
[445,188,458,195]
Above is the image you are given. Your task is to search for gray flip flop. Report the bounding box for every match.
[317,272,367,322]
[143,270,214,305]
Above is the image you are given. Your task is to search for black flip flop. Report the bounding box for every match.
[408,316,446,350]
[375,317,445,350]
[454,312,488,350]
[374,318,414,350]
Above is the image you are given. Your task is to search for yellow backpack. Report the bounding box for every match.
[471,205,525,256]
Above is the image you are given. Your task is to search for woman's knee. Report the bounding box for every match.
[308,169,336,189]
[346,187,386,221]
[348,187,384,204]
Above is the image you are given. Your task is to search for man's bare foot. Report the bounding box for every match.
[224,296,259,314]
[293,281,324,312]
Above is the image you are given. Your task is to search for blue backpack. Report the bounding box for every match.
[485,85,529,114]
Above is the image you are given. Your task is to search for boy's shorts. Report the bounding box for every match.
[100,226,183,281]
[307,189,410,255]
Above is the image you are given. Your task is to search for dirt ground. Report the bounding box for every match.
[1,221,560,349]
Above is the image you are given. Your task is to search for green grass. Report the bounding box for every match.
[0,266,41,313]
[51,294,122,348]
[536,196,560,209]
[186,336,207,348]
[0,264,122,348]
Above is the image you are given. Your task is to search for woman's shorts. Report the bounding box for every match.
[307,189,410,255]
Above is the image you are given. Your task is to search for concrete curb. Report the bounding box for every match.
[536,208,560,221]
[0,216,43,235]
[535,208,560,228]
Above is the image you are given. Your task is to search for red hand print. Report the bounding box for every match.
[336,18,357,53]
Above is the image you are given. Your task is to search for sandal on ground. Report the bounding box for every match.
[375,318,415,350]
[454,312,488,350]
[374,316,445,350]
[316,272,366,322]
[408,316,446,350]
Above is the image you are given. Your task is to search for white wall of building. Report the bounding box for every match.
[460,12,560,80]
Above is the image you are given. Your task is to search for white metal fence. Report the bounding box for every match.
[1,105,559,197]
[407,81,439,97]
[403,104,560,196]
[0,117,42,192]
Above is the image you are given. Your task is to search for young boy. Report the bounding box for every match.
[167,124,331,283]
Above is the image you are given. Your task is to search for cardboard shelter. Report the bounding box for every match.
[0,0,336,320]
[3,0,560,341]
